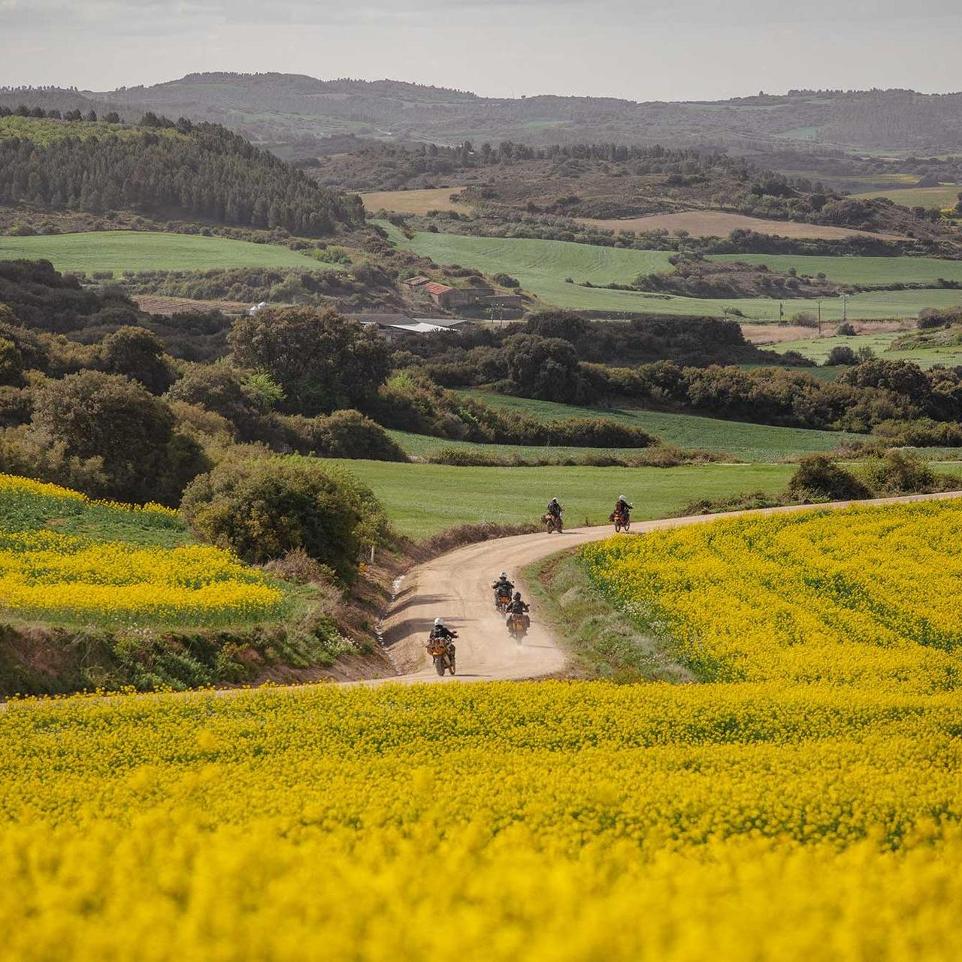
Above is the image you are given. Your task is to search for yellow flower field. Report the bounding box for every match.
[0,473,288,626]
[2,682,961,961]
[581,500,962,690]
[3,496,962,960]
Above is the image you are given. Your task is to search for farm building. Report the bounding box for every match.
[346,312,470,343]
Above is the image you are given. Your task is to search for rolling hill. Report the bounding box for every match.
[4,77,962,155]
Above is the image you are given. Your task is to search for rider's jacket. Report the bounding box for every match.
[508,600,530,615]
[493,579,515,594]
[430,626,456,643]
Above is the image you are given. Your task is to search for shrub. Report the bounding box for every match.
[30,371,208,504]
[835,322,856,336]
[277,410,408,461]
[0,385,32,427]
[859,450,955,496]
[787,455,872,502]
[180,458,388,582]
[98,326,175,394]
[166,365,264,439]
[0,337,25,387]
[0,425,108,494]
[918,307,962,329]
[824,346,858,366]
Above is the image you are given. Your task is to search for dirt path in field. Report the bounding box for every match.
[377,491,962,684]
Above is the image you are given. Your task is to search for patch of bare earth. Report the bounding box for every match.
[577,210,905,241]
[741,319,913,344]
[134,295,250,316]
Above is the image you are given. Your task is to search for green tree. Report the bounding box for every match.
[30,371,207,504]
[228,307,391,416]
[503,334,586,404]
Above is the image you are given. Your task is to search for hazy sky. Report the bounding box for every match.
[1,0,960,101]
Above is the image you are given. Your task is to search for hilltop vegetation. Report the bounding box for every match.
[0,110,362,236]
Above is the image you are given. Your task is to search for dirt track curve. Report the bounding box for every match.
[377,491,962,684]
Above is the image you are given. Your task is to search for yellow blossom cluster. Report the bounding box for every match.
[581,500,962,690]
[1,682,961,961]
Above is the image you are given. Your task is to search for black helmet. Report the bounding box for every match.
[514,591,522,600]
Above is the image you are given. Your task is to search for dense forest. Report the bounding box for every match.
[0,111,362,236]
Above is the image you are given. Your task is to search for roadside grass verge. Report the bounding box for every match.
[525,549,695,683]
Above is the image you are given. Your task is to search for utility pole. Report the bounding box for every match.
[842,293,848,324]
[817,300,822,336]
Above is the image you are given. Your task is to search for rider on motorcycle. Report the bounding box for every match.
[492,571,515,594]
[429,617,457,648]
[546,498,563,520]
[614,494,633,521]
[506,592,530,629]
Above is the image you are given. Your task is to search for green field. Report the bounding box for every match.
[333,460,799,536]
[853,185,962,210]
[769,330,962,368]
[457,391,864,461]
[0,231,320,273]
[384,224,962,320]
[707,253,962,286]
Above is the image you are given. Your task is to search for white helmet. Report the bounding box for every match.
[434,617,444,627]
[500,571,507,578]
[619,495,627,501]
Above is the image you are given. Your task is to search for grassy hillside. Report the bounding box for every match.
[385,225,962,320]
[769,330,962,368]
[854,185,962,209]
[707,252,962,286]
[362,187,465,214]
[457,391,864,461]
[330,460,797,536]
[381,220,675,286]
[0,231,320,273]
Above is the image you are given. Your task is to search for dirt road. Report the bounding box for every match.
[378,491,962,683]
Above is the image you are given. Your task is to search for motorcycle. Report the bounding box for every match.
[610,510,631,533]
[426,631,457,676]
[495,587,512,614]
[506,611,529,643]
[543,512,563,534]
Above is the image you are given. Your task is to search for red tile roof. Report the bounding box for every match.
[423,282,454,296]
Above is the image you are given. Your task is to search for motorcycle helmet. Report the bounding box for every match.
[500,571,507,579]
[434,617,444,627]
[514,592,522,600]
